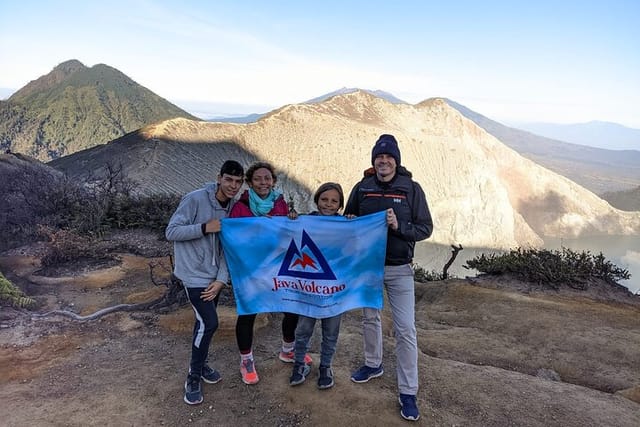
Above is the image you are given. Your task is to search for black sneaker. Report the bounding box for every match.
[398,393,420,421]
[183,374,203,405]
[202,365,222,384]
[317,366,334,389]
[289,362,311,386]
[350,364,383,383]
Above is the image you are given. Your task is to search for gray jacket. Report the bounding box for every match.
[165,182,234,288]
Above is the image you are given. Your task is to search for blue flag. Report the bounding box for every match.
[220,211,387,317]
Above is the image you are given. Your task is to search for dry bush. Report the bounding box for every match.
[0,158,90,250]
[38,226,110,267]
[0,158,178,252]
[103,193,181,231]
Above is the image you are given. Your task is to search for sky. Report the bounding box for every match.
[1,0,639,127]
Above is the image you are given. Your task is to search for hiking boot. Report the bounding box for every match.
[279,350,313,365]
[317,366,334,389]
[350,364,384,383]
[201,365,221,384]
[289,362,311,386]
[398,394,420,421]
[183,373,203,405]
[240,358,259,385]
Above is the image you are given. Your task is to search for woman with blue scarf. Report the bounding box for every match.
[229,161,312,385]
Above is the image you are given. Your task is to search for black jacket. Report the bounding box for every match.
[344,166,433,265]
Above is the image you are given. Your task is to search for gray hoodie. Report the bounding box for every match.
[165,182,234,288]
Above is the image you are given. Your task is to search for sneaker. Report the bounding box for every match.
[350,364,384,383]
[289,362,311,386]
[201,365,222,384]
[398,394,420,421]
[183,374,203,405]
[240,358,259,385]
[317,366,334,389]
[279,350,313,365]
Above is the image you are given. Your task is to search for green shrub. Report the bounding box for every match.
[412,263,445,282]
[0,271,36,309]
[464,247,630,290]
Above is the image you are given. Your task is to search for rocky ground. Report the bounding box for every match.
[1,230,639,426]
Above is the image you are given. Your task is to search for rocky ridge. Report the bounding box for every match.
[129,91,640,249]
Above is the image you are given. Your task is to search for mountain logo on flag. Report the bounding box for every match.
[278,230,336,279]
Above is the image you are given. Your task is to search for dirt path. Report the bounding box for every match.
[1,245,639,426]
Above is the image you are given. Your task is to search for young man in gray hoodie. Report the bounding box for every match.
[165,160,244,405]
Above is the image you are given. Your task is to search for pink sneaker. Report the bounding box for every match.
[240,358,259,385]
[278,350,312,365]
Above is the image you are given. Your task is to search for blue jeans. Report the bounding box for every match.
[185,286,219,376]
[362,264,418,395]
[294,314,342,367]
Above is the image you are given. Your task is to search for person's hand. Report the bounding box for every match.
[201,281,224,301]
[204,218,222,234]
[344,214,357,220]
[287,211,299,220]
[386,208,398,230]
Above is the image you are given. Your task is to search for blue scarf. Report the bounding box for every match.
[248,188,282,216]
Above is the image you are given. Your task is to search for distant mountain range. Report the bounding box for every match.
[2,60,639,200]
[210,87,406,124]
[208,113,265,124]
[512,121,640,151]
[304,87,406,104]
[0,60,196,160]
[444,99,640,195]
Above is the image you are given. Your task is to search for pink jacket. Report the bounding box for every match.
[229,190,289,218]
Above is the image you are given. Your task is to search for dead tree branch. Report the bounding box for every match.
[32,256,187,322]
[443,244,464,279]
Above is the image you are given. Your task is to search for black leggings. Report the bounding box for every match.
[236,312,299,353]
[186,287,220,375]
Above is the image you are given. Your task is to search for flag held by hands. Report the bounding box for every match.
[220,212,387,317]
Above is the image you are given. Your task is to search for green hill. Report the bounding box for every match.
[0,60,197,160]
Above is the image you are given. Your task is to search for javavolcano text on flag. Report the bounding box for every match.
[220,211,387,317]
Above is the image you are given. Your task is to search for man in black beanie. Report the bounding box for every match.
[344,134,433,422]
[370,134,401,166]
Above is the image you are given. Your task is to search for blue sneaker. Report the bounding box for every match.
[201,365,221,384]
[183,374,203,405]
[398,394,420,421]
[289,362,311,386]
[350,364,383,383]
[317,366,334,389]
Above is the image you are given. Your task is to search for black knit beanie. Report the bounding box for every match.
[371,134,401,165]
